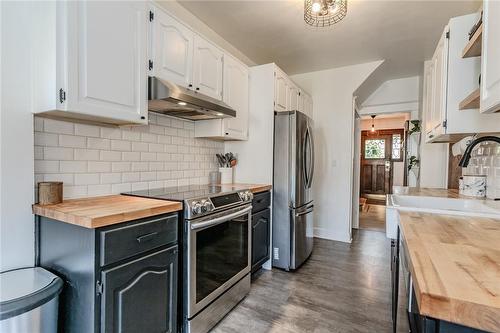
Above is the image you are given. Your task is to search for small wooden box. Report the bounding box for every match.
[38,182,63,205]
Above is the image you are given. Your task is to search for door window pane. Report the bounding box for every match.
[365,139,385,159]
[392,134,402,160]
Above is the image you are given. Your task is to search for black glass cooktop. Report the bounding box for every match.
[122,184,246,202]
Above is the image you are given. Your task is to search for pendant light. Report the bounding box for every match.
[370,115,376,133]
[304,0,348,28]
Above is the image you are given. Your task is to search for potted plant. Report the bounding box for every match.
[408,155,420,172]
[408,120,421,136]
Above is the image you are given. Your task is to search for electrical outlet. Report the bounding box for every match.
[273,247,279,260]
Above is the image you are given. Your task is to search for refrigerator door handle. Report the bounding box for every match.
[295,206,314,217]
[308,123,315,188]
[302,126,309,188]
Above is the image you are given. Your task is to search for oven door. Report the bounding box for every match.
[187,204,252,318]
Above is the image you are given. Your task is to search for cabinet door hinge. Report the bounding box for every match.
[442,120,447,128]
[149,10,154,22]
[59,88,66,104]
[148,60,153,71]
[445,31,450,39]
[96,281,103,296]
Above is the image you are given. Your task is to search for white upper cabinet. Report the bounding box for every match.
[480,0,500,113]
[303,92,313,119]
[193,35,224,100]
[152,8,193,88]
[194,54,249,140]
[288,83,299,111]
[275,68,289,111]
[423,13,499,143]
[34,1,149,124]
[222,55,249,139]
[428,27,449,140]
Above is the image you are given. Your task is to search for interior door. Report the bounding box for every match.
[152,7,194,88]
[64,1,148,124]
[361,133,392,196]
[101,246,177,333]
[193,34,223,100]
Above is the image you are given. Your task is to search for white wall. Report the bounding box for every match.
[292,61,383,243]
[359,76,420,118]
[1,2,36,271]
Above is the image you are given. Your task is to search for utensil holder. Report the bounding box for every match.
[219,167,233,184]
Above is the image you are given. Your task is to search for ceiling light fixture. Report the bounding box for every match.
[304,0,347,28]
[371,115,376,133]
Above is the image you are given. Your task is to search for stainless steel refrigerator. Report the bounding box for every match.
[273,110,314,271]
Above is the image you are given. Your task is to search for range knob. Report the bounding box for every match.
[202,200,213,213]
[191,201,202,215]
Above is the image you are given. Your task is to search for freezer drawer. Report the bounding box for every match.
[291,202,314,270]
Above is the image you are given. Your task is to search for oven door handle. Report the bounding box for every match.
[190,205,252,230]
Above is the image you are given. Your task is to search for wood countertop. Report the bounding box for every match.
[392,186,485,200]
[33,195,182,229]
[392,186,488,200]
[222,183,272,194]
[399,211,500,332]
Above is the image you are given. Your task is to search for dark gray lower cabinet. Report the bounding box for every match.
[37,212,179,333]
[251,191,271,272]
[101,246,177,333]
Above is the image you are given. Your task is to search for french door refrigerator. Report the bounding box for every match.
[273,110,314,271]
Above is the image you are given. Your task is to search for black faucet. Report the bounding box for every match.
[458,135,500,167]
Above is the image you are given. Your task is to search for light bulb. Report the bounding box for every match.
[312,2,321,13]
[371,125,375,133]
[177,102,187,106]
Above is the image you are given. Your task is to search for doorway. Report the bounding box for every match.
[356,113,409,233]
[360,128,404,204]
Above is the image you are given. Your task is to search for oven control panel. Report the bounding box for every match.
[186,190,253,219]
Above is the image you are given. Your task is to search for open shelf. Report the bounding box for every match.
[462,24,482,58]
[459,88,480,110]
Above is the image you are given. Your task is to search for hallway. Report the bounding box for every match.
[213,231,407,332]
[359,204,386,232]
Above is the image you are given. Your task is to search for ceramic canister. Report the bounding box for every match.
[459,175,486,197]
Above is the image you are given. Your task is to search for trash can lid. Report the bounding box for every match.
[0,267,63,320]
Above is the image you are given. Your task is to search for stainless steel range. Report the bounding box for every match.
[123,185,253,333]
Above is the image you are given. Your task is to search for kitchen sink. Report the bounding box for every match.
[385,194,500,238]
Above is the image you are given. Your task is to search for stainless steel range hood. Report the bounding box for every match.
[148,77,236,120]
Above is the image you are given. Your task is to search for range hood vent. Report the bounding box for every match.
[148,77,236,121]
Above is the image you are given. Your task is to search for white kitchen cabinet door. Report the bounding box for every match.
[274,69,289,111]
[193,35,224,100]
[302,93,313,118]
[58,1,148,124]
[481,0,500,113]
[298,90,305,113]
[151,6,194,88]
[288,83,299,111]
[222,55,249,140]
[423,61,435,141]
[429,28,449,139]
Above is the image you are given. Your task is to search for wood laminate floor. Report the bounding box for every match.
[359,204,386,233]
[212,231,409,333]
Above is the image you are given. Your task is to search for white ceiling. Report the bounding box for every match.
[177,0,480,80]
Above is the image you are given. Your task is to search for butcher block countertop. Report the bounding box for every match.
[33,195,182,229]
[223,183,272,194]
[392,186,485,200]
[399,211,500,332]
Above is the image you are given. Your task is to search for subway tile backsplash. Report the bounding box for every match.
[464,141,500,199]
[34,113,223,199]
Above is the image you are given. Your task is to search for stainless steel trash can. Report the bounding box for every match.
[0,267,63,333]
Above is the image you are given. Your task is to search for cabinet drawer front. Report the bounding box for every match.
[99,214,178,266]
[101,246,178,333]
[252,208,271,271]
[252,191,271,213]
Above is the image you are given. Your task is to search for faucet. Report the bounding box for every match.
[458,135,500,167]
